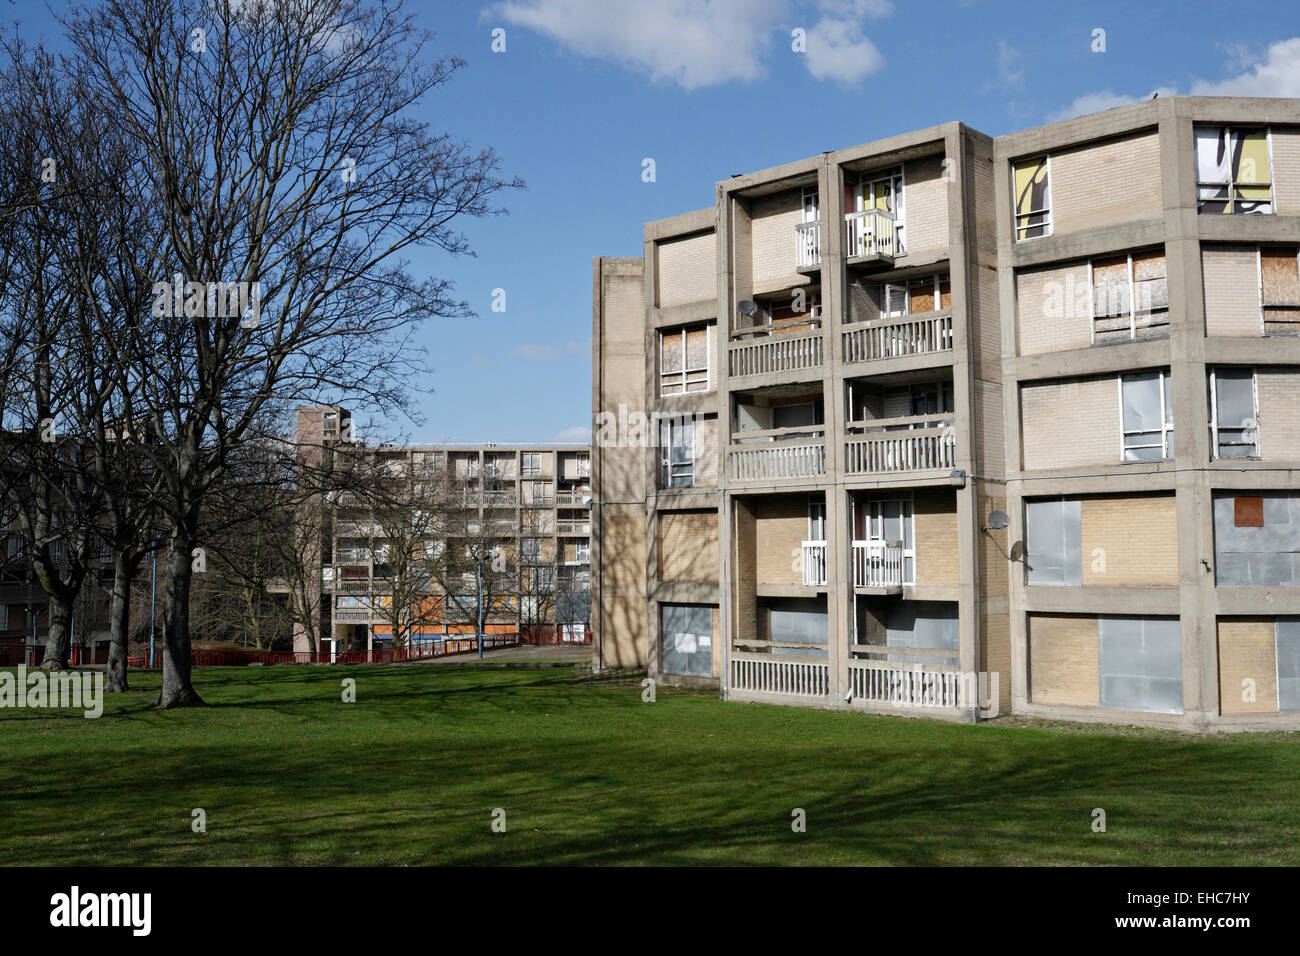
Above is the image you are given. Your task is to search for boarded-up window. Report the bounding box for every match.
[1211,368,1258,459]
[1234,496,1264,528]
[1098,616,1183,714]
[1025,498,1082,586]
[1196,126,1273,215]
[1092,251,1168,344]
[660,325,710,395]
[1278,620,1300,713]
[1013,156,1051,240]
[1262,248,1300,332]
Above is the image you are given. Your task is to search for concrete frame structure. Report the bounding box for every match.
[593,95,1300,732]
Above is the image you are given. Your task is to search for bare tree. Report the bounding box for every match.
[60,0,521,705]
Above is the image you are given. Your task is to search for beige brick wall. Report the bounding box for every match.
[972,259,1002,367]
[1272,129,1300,216]
[600,509,647,668]
[658,510,719,583]
[980,611,1012,712]
[1202,246,1260,337]
[750,191,802,287]
[1051,132,1163,235]
[1020,376,1120,470]
[1029,613,1099,707]
[975,378,1005,478]
[903,155,948,255]
[1258,368,1300,459]
[914,487,959,588]
[755,496,808,588]
[657,231,716,307]
[734,499,757,644]
[694,415,720,486]
[597,269,647,504]
[1218,618,1278,714]
[978,495,1009,597]
[1016,260,1091,354]
[1080,494,1178,586]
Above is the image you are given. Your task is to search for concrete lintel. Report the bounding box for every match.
[1022,586,1181,615]
[644,208,715,243]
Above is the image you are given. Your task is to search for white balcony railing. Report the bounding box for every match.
[557,521,591,534]
[844,208,898,260]
[729,435,826,482]
[844,415,956,474]
[731,652,829,698]
[334,548,371,566]
[795,220,821,269]
[852,539,903,588]
[848,660,961,708]
[843,312,952,364]
[728,330,823,378]
[801,540,827,587]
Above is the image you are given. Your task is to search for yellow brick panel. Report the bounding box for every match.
[1202,246,1260,337]
[1218,618,1278,714]
[657,232,716,307]
[1051,132,1163,234]
[914,487,959,588]
[1016,260,1091,355]
[1029,613,1099,707]
[1272,129,1300,216]
[903,155,949,255]
[1080,494,1178,586]
[750,191,802,287]
[1258,369,1300,459]
[1020,376,1120,470]
[755,497,808,588]
[658,511,720,583]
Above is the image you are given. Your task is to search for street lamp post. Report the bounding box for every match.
[476,555,484,659]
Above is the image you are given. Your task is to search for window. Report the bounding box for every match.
[1278,620,1300,713]
[1212,491,1300,587]
[575,540,590,563]
[521,452,541,477]
[1261,247,1300,334]
[1120,371,1174,461]
[322,411,338,435]
[1025,498,1082,586]
[1013,156,1051,240]
[881,274,951,318]
[1090,251,1169,343]
[864,498,915,584]
[801,185,818,223]
[1210,368,1259,459]
[7,535,22,559]
[808,500,826,542]
[660,325,711,395]
[850,167,905,253]
[659,416,694,489]
[661,604,713,677]
[0,605,7,631]
[521,538,541,562]
[531,566,554,590]
[1098,616,1183,714]
[1196,126,1272,215]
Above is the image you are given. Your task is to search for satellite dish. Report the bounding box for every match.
[983,510,1009,531]
[738,300,759,317]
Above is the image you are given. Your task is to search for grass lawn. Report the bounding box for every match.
[1,663,1298,866]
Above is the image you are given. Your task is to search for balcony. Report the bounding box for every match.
[853,540,903,590]
[730,653,829,698]
[333,608,373,624]
[848,659,962,708]
[844,208,898,264]
[485,492,517,508]
[728,328,823,379]
[557,520,591,535]
[844,415,956,475]
[842,311,952,365]
[795,220,821,271]
[554,491,588,507]
[333,548,371,566]
[801,540,827,587]
[728,426,827,482]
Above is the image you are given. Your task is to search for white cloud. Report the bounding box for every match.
[803,8,886,85]
[1191,37,1300,97]
[983,40,1024,92]
[492,0,786,89]
[1046,36,1300,123]
[491,0,891,89]
[509,340,589,360]
[554,426,592,442]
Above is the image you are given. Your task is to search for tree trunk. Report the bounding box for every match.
[106,550,133,692]
[40,595,72,670]
[157,535,204,708]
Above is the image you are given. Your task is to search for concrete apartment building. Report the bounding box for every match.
[293,405,592,657]
[592,95,1300,732]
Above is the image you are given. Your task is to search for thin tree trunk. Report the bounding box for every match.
[106,550,133,692]
[40,595,72,670]
[157,535,203,708]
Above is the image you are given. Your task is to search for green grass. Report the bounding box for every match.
[1,663,1298,865]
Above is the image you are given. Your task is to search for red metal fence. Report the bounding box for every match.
[3,626,591,670]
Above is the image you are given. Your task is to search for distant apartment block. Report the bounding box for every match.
[592,96,1300,732]
[293,406,592,657]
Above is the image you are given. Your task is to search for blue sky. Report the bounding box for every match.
[15,0,1300,443]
